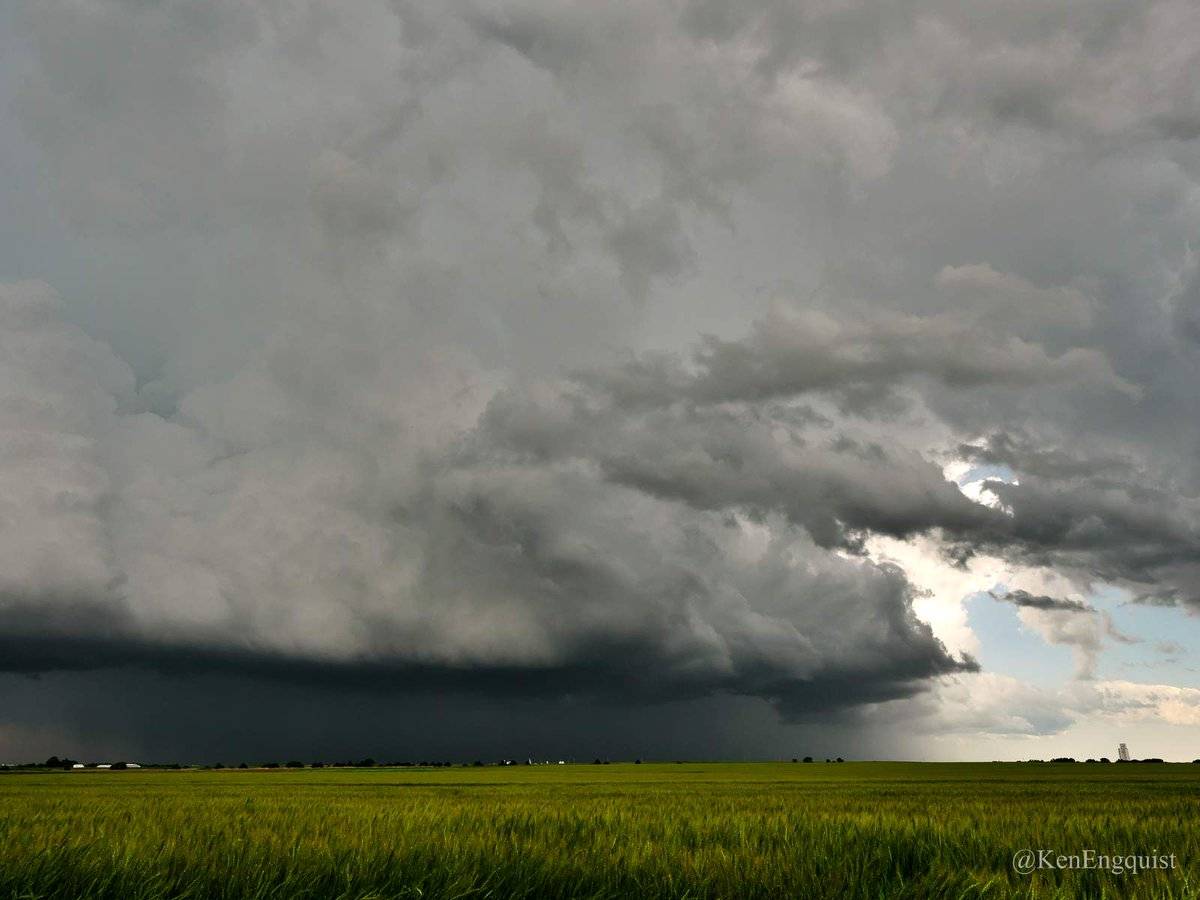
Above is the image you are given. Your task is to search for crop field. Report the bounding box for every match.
[1,762,1198,899]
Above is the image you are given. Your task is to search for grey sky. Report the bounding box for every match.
[2,0,1199,762]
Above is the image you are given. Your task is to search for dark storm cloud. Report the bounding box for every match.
[920,434,1200,609]
[654,307,1130,406]
[1172,270,1200,347]
[2,0,1200,758]
[945,456,1200,608]
[0,280,982,721]
[575,299,1134,414]
[488,319,1200,611]
[479,377,999,549]
[0,613,970,714]
[957,432,1134,481]
[990,590,1092,613]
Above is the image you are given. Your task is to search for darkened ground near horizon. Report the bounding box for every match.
[2,0,1200,763]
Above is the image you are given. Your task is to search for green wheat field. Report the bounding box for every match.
[1,762,1198,899]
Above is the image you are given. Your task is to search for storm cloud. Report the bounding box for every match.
[0,279,974,715]
[1,0,1199,760]
[992,591,1093,614]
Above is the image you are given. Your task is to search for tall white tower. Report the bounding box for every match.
[1118,742,1131,761]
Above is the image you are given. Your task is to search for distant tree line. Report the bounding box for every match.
[1022,757,1171,764]
[8,755,1199,771]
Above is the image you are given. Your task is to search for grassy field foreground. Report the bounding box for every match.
[1,762,1198,899]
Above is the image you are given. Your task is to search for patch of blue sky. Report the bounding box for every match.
[1087,585,1200,688]
[953,463,1016,487]
[964,588,1075,687]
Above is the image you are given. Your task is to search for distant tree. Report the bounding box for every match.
[286,760,304,768]
[263,762,280,769]
[311,761,325,768]
[1100,757,1111,763]
[803,757,813,763]
[635,759,642,764]
[791,758,798,763]
[1193,759,1200,764]
[112,762,128,770]
[593,758,603,765]
[835,757,845,763]
[44,756,61,768]
[213,763,225,769]
[357,758,376,768]
[824,758,831,763]
[238,762,249,769]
